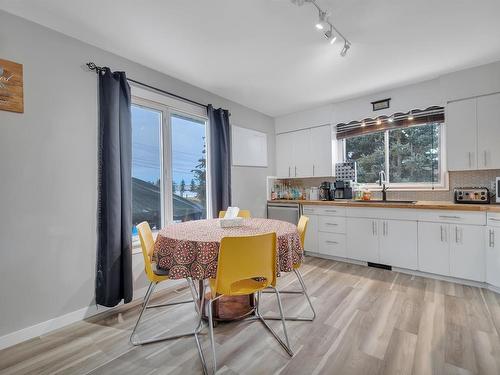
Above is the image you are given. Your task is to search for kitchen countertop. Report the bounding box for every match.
[268,199,500,212]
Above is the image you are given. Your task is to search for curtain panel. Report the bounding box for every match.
[96,68,133,307]
[208,105,232,218]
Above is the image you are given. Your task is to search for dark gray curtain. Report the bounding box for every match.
[208,105,232,217]
[96,68,133,307]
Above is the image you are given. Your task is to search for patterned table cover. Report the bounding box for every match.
[154,218,303,280]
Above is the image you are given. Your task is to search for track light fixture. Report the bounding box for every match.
[290,0,351,56]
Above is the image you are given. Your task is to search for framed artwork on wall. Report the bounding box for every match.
[0,59,24,113]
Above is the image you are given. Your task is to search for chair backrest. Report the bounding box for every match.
[213,233,277,296]
[218,209,251,218]
[136,221,156,282]
[297,215,309,248]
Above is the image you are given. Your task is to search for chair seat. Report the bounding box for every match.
[209,278,269,297]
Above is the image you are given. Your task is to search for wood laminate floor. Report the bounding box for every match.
[2,257,500,375]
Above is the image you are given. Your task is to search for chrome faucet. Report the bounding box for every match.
[379,170,388,201]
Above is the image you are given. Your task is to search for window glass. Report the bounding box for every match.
[345,132,385,183]
[131,105,162,235]
[171,114,207,222]
[388,123,440,183]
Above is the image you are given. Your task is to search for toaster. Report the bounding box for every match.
[454,187,490,204]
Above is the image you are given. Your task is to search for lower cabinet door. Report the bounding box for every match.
[303,214,318,254]
[379,219,418,270]
[450,224,485,282]
[318,232,346,258]
[346,217,379,263]
[418,222,450,276]
[486,226,500,288]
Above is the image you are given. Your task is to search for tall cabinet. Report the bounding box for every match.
[276,125,333,177]
[447,92,500,170]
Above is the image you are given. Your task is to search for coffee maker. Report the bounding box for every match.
[319,181,331,201]
[333,180,353,200]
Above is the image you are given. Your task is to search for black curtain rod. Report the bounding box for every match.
[86,62,208,109]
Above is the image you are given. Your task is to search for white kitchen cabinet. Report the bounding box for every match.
[418,222,450,276]
[346,217,379,263]
[276,132,294,177]
[309,125,333,176]
[477,93,500,170]
[303,214,318,254]
[318,232,347,258]
[486,226,500,289]
[275,125,332,178]
[379,220,418,270]
[418,221,485,281]
[446,98,477,171]
[449,225,485,281]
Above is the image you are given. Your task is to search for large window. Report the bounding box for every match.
[344,122,444,187]
[131,93,208,238]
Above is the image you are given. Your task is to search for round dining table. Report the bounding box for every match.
[154,218,303,321]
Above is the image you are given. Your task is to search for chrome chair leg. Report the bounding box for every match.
[206,293,223,375]
[262,268,316,321]
[130,279,202,346]
[255,287,294,357]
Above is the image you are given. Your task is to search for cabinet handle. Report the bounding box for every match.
[484,150,487,167]
[468,152,472,168]
[455,226,459,243]
[440,225,443,242]
[325,240,338,244]
[325,223,338,226]
[313,164,315,176]
[372,221,378,236]
[325,210,337,213]
[489,229,494,247]
[490,218,500,222]
[288,166,291,177]
[439,215,461,220]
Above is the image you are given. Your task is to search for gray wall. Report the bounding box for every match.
[0,10,275,337]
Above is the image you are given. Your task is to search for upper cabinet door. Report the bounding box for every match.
[446,98,477,171]
[477,93,500,170]
[291,129,312,177]
[276,132,294,177]
[309,125,333,177]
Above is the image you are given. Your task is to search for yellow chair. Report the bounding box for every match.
[201,233,293,374]
[130,221,204,358]
[218,209,251,218]
[263,215,316,321]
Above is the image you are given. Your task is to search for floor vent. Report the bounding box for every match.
[367,262,392,271]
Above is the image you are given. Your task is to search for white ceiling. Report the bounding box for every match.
[2,0,500,117]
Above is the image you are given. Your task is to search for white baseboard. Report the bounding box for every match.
[0,279,184,351]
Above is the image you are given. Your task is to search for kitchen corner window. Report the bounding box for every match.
[343,122,444,188]
[131,93,208,241]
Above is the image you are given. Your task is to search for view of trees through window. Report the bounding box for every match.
[131,104,207,236]
[345,122,441,185]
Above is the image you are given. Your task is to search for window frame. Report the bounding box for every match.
[131,86,210,253]
[341,122,448,191]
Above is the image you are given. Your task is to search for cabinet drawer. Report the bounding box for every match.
[318,232,346,258]
[318,215,346,233]
[416,210,486,225]
[302,205,346,217]
[487,212,500,227]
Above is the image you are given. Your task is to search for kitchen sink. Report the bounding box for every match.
[353,200,417,204]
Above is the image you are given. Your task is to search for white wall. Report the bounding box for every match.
[0,10,274,342]
[275,61,500,133]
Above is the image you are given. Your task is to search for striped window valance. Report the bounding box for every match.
[336,106,445,139]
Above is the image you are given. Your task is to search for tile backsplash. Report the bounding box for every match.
[275,169,500,202]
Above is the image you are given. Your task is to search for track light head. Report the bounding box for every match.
[315,10,328,30]
[340,41,351,57]
[324,27,337,44]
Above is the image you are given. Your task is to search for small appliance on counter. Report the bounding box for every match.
[454,187,490,204]
[319,181,331,201]
[333,180,353,200]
